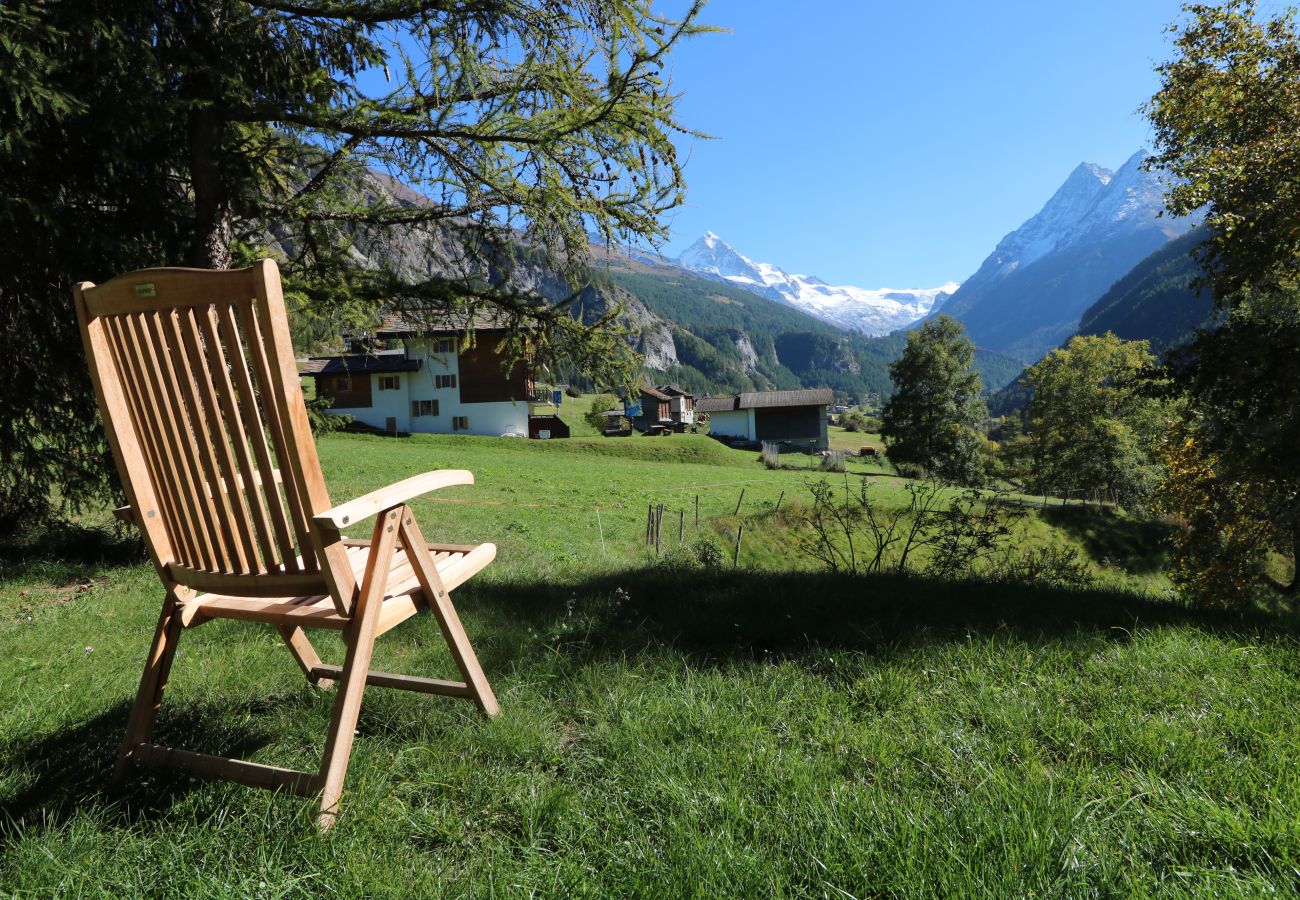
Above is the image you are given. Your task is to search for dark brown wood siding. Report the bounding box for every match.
[754,405,821,442]
[457,341,531,404]
[317,373,372,409]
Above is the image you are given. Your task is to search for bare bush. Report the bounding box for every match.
[799,477,1025,577]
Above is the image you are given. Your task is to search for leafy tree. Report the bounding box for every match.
[584,393,618,432]
[1147,0,1300,601]
[0,0,710,525]
[1024,333,1170,510]
[880,316,987,485]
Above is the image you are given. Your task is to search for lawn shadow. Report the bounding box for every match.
[0,521,144,571]
[465,565,1295,671]
[0,693,312,849]
[1038,505,1175,575]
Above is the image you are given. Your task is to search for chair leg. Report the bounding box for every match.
[399,514,500,717]
[113,593,184,786]
[315,507,401,831]
[276,625,334,689]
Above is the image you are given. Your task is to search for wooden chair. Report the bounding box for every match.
[72,260,500,829]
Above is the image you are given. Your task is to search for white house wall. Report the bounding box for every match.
[327,337,530,437]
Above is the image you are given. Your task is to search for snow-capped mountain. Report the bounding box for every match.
[676,231,957,336]
[937,150,1199,361]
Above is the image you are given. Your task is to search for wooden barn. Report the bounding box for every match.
[698,388,833,450]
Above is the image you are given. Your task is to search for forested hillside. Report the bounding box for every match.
[989,229,1215,415]
[603,266,1022,398]
[1076,228,1214,353]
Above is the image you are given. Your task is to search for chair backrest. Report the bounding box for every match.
[74,260,341,599]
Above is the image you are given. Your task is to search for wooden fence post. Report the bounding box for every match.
[678,508,685,544]
[695,494,699,527]
[775,490,784,512]
[733,522,744,568]
[735,488,745,516]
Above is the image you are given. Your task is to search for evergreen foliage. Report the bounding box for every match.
[880,316,988,485]
[1076,229,1215,354]
[0,0,710,525]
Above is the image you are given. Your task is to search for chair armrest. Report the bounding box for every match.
[312,469,474,529]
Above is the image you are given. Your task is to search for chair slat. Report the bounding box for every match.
[193,303,281,570]
[121,312,219,571]
[175,306,266,572]
[237,299,316,567]
[104,315,194,564]
[140,310,232,571]
[160,310,251,573]
[214,302,304,572]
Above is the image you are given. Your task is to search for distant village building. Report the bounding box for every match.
[301,312,568,438]
[625,384,697,434]
[698,388,833,450]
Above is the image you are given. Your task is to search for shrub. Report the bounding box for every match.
[691,537,726,569]
[306,394,352,434]
[585,393,618,432]
[990,545,1096,589]
[799,477,1024,577]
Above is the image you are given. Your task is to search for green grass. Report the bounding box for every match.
[3,432,1299,895]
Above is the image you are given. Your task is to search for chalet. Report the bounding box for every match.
[656,384,697,430]
[302,312,568,438]
[625,383,697,434]
[698,388,833,450]
[626,384,672,434]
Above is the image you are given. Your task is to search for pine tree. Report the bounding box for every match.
[881,316,987,485]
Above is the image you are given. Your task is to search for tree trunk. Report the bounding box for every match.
[186,4,231,269]
[188,103,232,269]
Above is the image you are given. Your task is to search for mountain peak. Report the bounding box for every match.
[1069,161,1114,186]
[676,235,958,336]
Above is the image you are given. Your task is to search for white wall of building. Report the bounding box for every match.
[708,408,752,440]
[327,338,529,437]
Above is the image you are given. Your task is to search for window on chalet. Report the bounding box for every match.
[334,375,350,392]
[411,399,439,417]
[451,415,469,431]
[433,338,456,354]
[378,375,401,391]
[435,374,458,389]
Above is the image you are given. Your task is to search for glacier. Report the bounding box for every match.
[676,231,957,336]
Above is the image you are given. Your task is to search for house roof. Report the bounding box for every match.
[374,308,527,338]
[697,388,834,413]
[300,351,422,377]
[655,383,694,398]
[696,396,739,413]
[640,385,672,401]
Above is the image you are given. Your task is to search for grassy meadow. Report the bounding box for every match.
[3,431,1300,895]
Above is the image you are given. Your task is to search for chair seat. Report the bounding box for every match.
[185,540,497,633]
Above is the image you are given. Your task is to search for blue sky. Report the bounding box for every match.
[653,0,1195,287]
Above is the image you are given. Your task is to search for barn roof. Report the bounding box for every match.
[696,388,834,413]
[696,396,739,413]
[640,384,672,401]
